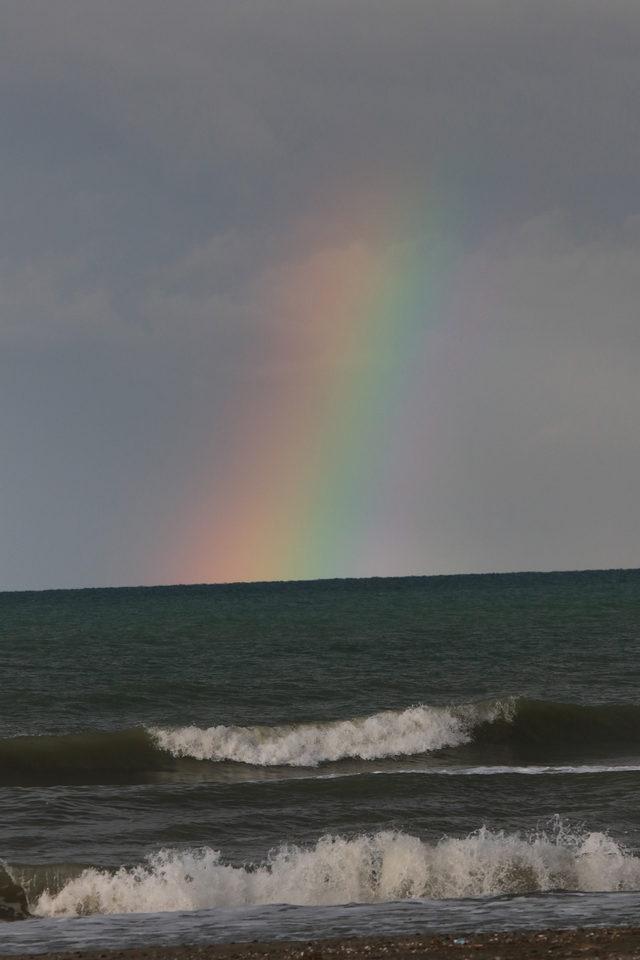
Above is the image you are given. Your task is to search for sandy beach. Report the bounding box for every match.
[4,928,640,960]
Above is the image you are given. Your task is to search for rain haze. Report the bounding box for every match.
[1,0,640,590]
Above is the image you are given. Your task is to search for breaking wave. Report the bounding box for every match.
[29,825,640,917]
[149,701,509,767]
[3,699,640,784]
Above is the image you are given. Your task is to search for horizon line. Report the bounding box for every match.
[2,564,638,596]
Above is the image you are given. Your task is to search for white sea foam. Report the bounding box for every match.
[219,764,640,787]
[35,826,640,917]
[373,764,640,777]
[149,702,511,767]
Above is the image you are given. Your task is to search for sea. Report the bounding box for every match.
[1,569,640,954]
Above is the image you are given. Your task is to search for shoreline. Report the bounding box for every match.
[3,927,640,960]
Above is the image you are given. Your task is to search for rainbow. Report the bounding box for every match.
[175,193,457,584]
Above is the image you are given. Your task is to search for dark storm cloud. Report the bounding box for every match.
[1,1,639,587]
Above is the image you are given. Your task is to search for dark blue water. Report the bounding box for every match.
[1,570,640,953]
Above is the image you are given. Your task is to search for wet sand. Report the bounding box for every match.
[3,927,640,960]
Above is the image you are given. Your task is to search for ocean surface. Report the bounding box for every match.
[1,569,640,953]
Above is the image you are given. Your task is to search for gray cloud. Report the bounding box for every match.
[407,213,640,576]
[1,1,639,587]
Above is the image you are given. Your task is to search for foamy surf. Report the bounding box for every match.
[371,764,640,777]
[149,701,512,767]
[33,825,640,918]
[269,763,640,786]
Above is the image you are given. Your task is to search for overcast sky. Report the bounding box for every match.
[2,1,640,590]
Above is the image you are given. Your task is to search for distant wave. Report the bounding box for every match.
[19,825,640,917]
[3,699,640,784]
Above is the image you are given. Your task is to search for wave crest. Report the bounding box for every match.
[4,699,640,785]
[33,825,640,917]
[149,702,511,767]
